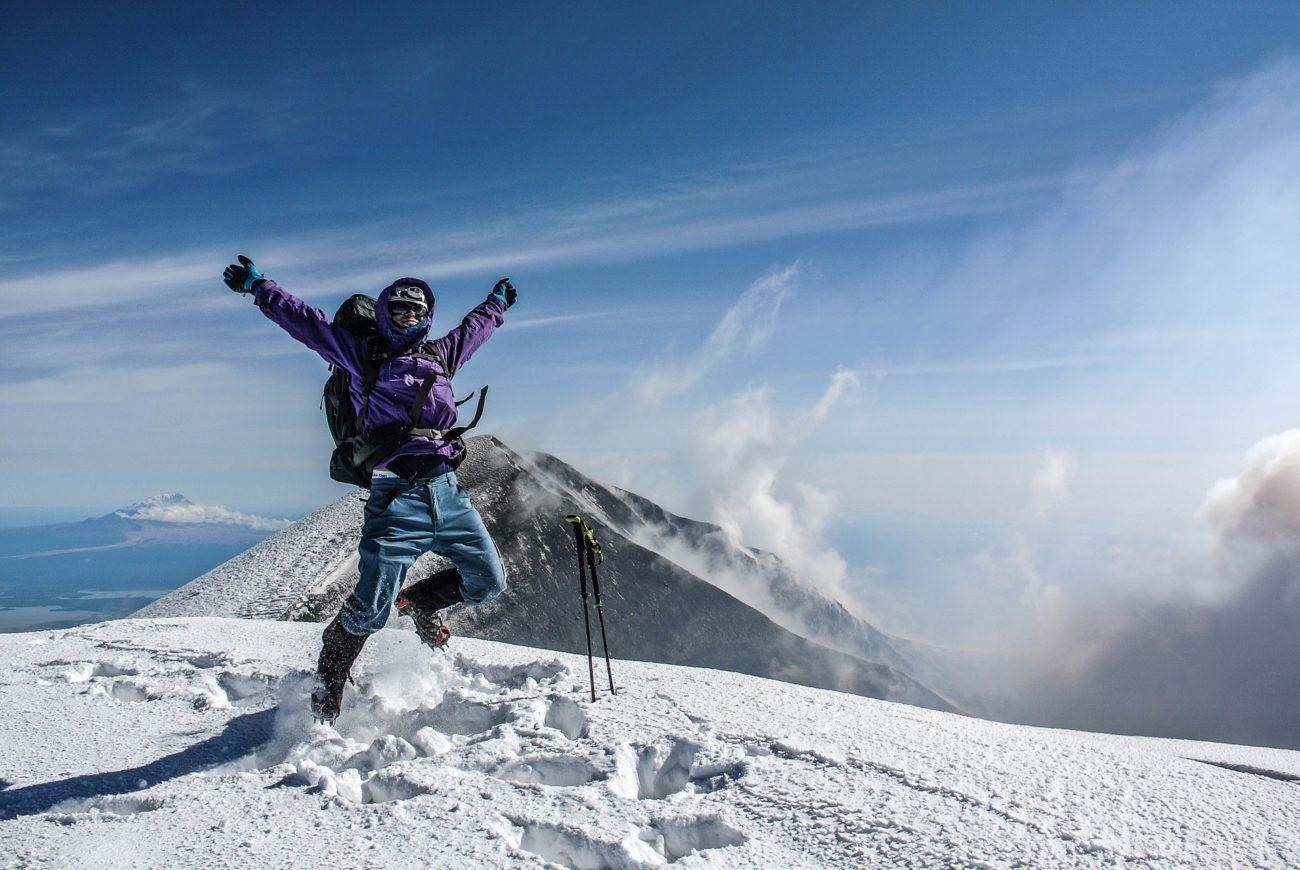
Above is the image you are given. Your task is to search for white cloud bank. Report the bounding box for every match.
[1004,431,1300,749]
[115,494,289,531]
[1201,429,1300,544]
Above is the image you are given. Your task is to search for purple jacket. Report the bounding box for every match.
[254,277,506,470]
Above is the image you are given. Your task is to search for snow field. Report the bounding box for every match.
[236,647,754,866]
[1,617,1297,868]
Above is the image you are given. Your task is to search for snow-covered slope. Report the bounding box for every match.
[139,437,950,711]
[1,617,1296,867]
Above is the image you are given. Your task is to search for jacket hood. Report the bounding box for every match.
[375,278,436,351]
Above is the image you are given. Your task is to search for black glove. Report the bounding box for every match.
[223,255,267,295]
[492,277,518,309]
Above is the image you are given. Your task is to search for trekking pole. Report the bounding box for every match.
[564,515,597,702]
[583,526,616,695]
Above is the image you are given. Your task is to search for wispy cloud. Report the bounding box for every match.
[501,311,613,330]
[0,154,1055,396]
[331,172,1060,290]
[631,264,796,405]
[0,249,227,314]
[0,158,1062,317]
[854,353,1111,378]
[0,86,290,198]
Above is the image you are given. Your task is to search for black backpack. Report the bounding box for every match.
[323,294,487,488]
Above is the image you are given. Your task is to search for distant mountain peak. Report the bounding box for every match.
[116,493,193,515]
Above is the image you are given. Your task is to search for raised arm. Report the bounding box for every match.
[430,278,515,375]
[223,255,366,374]
[254,282,367,372]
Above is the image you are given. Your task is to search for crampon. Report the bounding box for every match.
[310,680,342,725]
[396,593,452,650]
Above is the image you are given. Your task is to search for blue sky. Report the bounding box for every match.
[5,3,1300,645]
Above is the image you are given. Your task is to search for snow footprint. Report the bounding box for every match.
[48,658,161,703]
[502,813,748,867]
[360,769,436,804]
[639,815,748,863]
[686,759,748,794]
[542,696,588,740]
[456,655,570,690]
[503,819,625,869]
[608,738,749,801]
[492,755,604,787]
[608,739,688,799]
[216,671,275,706]
[77,678,153,702]
[192,669,277,710]
[57,660,139,683]
[422,697,515,736]
[616,739,698,799]
[46,794,167,824]
[105,681,151,702]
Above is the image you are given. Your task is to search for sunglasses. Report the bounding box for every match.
[388,301,428,317]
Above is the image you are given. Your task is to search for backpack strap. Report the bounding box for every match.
[443,385,488,440]
[409,373,438,426]
[357,338,389,428]
[406,387,488,442]
[430,342,452,377]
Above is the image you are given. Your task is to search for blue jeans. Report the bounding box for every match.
[338,472,507,636]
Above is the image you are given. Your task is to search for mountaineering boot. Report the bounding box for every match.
[397,568,464,651]
[310,617,368,724]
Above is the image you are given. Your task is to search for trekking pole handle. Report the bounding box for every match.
[583,527,603,564]
[565,516,590,598]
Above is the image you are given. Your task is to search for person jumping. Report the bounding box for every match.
[222,256,516,722]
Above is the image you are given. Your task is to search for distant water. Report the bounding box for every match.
[0,507,117,529]
[0,512,291,633]
[0,604,128,632]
